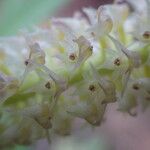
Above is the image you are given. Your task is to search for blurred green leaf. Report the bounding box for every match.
[4,92,36,105]
[0,0,69,36]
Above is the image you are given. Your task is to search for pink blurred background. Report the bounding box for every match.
[55,0,113,17]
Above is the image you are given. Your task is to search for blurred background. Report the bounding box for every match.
[1,0,150,150]
[0,0,112,36]
[55,0,112,17]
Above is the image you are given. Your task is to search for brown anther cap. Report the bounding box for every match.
[88,84,96,92]
[25,60,29,66]
[143,31,150,39]
[69,53,76,61]
[114,58,121,66]
[132,83,139,90]
[45,82,51,89]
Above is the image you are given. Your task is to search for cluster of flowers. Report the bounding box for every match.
[0,0,150,148]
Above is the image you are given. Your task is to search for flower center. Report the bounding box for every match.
[132,83,139,90]
[114,58,121,66]
[45,82,51,89]
[89,46,93,52]
[69,53,76,61]
[24,60,29,66]
[88,84,96,92]
[91,32,95,37]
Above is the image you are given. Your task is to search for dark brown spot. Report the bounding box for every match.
[132,84,139,90]
[88,84,96,92]
[91,32,95,37]
[24,60,29,66]
[114,58,121,66]
[143,31,150,39]
[48,116,51,120]
[69,53,76,61]
[45,82,51,89]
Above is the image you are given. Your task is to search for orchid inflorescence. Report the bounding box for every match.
[0,0,150,148]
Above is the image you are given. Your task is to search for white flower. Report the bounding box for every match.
[73,36,93,68]
[118,78,150,114]
[108,35,142,96]
[134,78,150,111]
[124,0,150,42]
[52,28,93,71]
[85,6,113,39]
[90,63,116,104]
[65,67,108,126]
[19,102,53,130]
